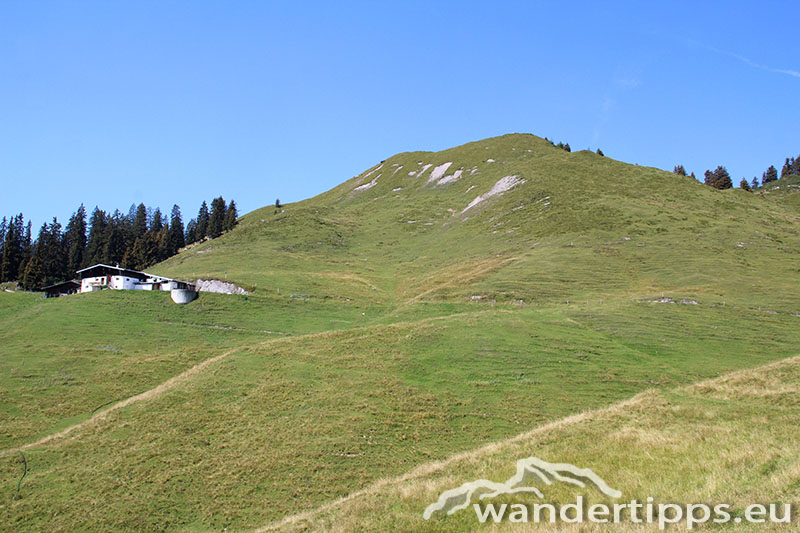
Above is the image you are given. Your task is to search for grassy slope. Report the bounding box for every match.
[1,134,799,530]
[278,353,800,532]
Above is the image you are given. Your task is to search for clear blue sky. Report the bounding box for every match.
[2,1,798,231]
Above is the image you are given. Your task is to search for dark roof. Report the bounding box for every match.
[76,264,149,279]
[42,280,81,291]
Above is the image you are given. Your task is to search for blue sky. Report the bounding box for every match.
[2,1,798,230]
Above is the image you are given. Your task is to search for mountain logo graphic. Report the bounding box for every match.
[423,456,622,520]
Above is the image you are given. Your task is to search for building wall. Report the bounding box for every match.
[81,276,106,292]
[81,275,144,292]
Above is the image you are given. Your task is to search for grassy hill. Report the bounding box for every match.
[2,133,799,530]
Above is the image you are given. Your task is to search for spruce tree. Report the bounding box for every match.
[84,208,109,267]
[41,218,66,283]
[21,253,45,290]
[208,197,226,238]
[0,216,6,260]
[157,227,171,261]
[104,219,127,266]
[739,178,751,191]
[596,148,604,156]
[704,166,732,189]
[185,219,197,245]
[751,177,759,190]
[65,205,87,275]
[224,200,238,232]
[673,165,687,176]
[781,158,791,178]
[168,205,185,254]
[196,201,209,240]
[1,214,24,282]
[132,203,148,238]
[763,165,778,185]
[151,208,164,234]
[563,143,571,152]
[18,221,33,280]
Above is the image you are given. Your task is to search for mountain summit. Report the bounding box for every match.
[155,133,800,310]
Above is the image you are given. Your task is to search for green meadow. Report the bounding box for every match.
[2,134,799,530]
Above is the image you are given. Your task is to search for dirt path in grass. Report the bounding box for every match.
[0,346,241,458]
[0,308,497,459]
[256,353,800,531]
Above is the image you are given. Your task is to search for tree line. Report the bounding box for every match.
[0,196,238,290]
[674,152,800,190]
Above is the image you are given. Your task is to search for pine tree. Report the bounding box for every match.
[792,155,800,175]
[196,201,209,240]
[18,220,33,280]
[763,165,778,185]
[596,148,604,156]
[126,232,160,270]
[132,203,148,239]
[781,158,792,178]
[104,218,127,266]
[157,227,171,261]
[739,178,752,191]
[224,200,238,231]
[151,208,164,234]
[41,218,66,283]
[21,253,45,290]
[704,166,732,189]
[84,208,109,267]
[275,198,281,209]
[751,177,759,190]
[1,214,24,282]
[563,143,571,152]
[64,205,87,275]
[185,219,197,244]
[207,197,226,239]
[0,217,7,260]
[168,205,185,254]
[673,165,687,176]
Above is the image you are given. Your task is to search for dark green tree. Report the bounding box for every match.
[151,208,164,234]
[124,231,160,270]
[781,156,799,177]
[673,165,687,176]
[18,220,33,280]
[132,203,148,239]
[563,143,571,152]
[207,197,226,238]
[185,219,197,244]
[275,198,281,209]
[64,205,87,275]
[763,165,778,185]
[156,227,171,261]
[84,208,109,266]
[224,200,238,232]
[104,215,128,266]
[168,205,185,254]
[704,166,733,190]
[1,214,23,282]
[196,201,209,240]
[0,216,7,260]
[739,178,751,191]
[751,177,759,190]
[42,218,66,283]
[21,253,45,290]
[596,148,604,156]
